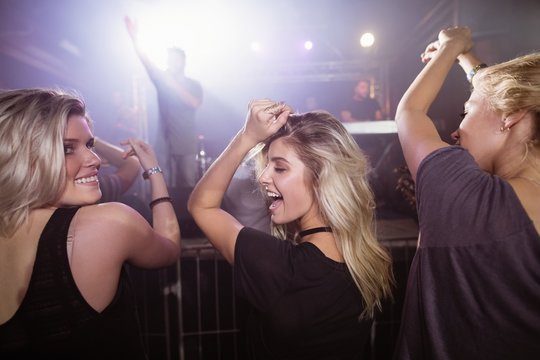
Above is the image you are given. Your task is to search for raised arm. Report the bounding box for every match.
[118,138,180,267]
[124,16,161,81]
[396,26,473,180]
[188,101,291,263]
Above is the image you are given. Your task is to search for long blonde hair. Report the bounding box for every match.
[0,88,87,237]
[257,111,393,318]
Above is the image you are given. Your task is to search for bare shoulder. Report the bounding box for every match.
[75,202,150,236]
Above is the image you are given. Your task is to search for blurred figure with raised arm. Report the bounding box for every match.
[125,16,203,191]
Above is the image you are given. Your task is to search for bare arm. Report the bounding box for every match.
[94,137,140,197]
[396,26,473,180]
[120,138,180,265]
[124,16,162,83]
[188,101,291,264]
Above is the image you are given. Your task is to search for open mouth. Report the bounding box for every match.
[267,190,283,210]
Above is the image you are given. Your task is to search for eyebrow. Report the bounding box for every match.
[269,156,290,164]
[63,136,94,142]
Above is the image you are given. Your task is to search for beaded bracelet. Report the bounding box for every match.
[142,166,162,180]
[467,63,488,83]
[149,196,173,209]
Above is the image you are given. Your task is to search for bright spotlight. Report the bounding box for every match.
[251,41,262,52]
[359,32,375,48]
[304,40,313,50]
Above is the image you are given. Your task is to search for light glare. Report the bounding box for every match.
[360,32,375,48]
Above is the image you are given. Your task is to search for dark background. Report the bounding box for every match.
[2,1,539,359]
[1,0,539,157]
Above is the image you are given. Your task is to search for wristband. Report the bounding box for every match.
[149,196,172,209]
[142,166,162,180]
[467,63,488,83]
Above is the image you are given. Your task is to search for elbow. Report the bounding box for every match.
[187,193,198,218]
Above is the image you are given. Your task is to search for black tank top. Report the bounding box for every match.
[0,207,147,359]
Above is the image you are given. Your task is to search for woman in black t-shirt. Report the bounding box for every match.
[189,100,393,359]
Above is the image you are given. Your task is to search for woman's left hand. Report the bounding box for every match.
[243,99,292,143]
[120,138,159,171]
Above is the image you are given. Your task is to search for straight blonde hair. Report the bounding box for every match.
[0,88,87,237]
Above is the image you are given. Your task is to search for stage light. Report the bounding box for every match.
[359,32,375,48]
[251,41,262,52]
[304,40,313,50]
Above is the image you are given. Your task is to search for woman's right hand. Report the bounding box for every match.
[242,99,292,144]
[421,26,473,64]
[439,26,473,56]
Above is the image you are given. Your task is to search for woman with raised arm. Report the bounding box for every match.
[0,89,180,359]
[188,100,393,359]
[394,27,540,359]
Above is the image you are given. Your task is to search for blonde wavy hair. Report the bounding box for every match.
[473,52,540,159]
[0,88,88,238]
[256,111,394,318]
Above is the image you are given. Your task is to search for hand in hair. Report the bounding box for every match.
[243,99,292,144]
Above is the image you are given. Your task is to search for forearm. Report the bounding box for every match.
[148,172,180,246]
[188,130,259,213]
[95,137,126,166]
[457,51,485,76]
[95,137,140,191]
[397,42,463,115]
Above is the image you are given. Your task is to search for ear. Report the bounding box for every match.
[504,110,529,129]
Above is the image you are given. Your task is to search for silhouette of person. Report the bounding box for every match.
[340,79,383,122]
[125,16,203,190]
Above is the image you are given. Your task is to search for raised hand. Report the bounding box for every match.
[124,16,138,43]
[120,138,159,171]
[421,26,473,64]
[243,99,293,143]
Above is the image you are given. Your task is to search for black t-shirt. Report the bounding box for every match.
[342,97,381,121]
[394,146,540,360]
[234,227,372,360]
[0,208,147,359]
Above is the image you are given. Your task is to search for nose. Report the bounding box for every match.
[86,147,101,169]
[451,129,460,141]
[258,166,271,189]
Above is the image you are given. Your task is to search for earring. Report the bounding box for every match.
[500,119,509,132]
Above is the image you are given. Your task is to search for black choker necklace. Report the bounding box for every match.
[298,227,332,238]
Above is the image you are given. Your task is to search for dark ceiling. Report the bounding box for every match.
[0,0,538,153]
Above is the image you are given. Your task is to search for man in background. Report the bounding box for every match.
[125,16,203,191]
[340,79,383,122]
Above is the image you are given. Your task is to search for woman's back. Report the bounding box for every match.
[0,207,147,359]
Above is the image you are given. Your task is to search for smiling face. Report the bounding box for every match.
[258,138,321,227]
[453,91,506,172]
[54,115,102,207]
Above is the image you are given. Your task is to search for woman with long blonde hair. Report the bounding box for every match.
[189,100,393,359]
